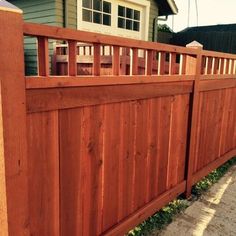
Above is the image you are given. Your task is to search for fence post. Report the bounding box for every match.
[0,2,29,235]
[185,41,203,197]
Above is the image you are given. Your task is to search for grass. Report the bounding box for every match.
[128,157,236,236]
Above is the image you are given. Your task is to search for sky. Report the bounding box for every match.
[166,0,236,32]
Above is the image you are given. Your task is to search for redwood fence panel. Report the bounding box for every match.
[0,5,236,236]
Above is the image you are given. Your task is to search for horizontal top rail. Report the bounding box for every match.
[23,23,197,55]
[25,75,195,89]
[202,49,236,60]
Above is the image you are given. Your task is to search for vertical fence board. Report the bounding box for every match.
[156,97,172,195]
[118,102,136,220]
[102,103,121,231]
[224,88,236,152]
[167,94,190,189]
[147,99,160,200]
[133,100,149,210]
[0,84,8,236]
[59,108,83,236]
[193,93,204,174]
[81,105,104,236]
[27,111,59,236]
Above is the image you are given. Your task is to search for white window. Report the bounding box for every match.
[77,0,150,40]
[82,0,112,26]
[118,5,140,32]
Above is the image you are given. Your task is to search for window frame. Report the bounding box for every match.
[82,0,112,26]
[77,0,150,40]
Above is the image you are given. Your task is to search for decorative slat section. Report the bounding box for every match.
[158,52,166,75]
[219,58,224,74]
[93,43,101,76]
[225,59,230,74]
[207,57,213,74]
[132,48,138,75]
[112,46,120,76]
[169,53,176,75]
[213,58,220,74]
[179,54,186,75]
[68,40,77,76]
[233,60,236,75]
[37,36,49,76]
[229,59,234,74]
[223,58,227,74]
[146,50,153,75]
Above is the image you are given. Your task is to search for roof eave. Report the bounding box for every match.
[166,0,178,15]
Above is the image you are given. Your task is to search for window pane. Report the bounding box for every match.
[118,17,125,28]
[133,21,140,31]
[93,12,102,24]
[118,5,125,17]
[82,9,92,22]
[126,8,133,19]
[126,19,132,30]
[83,0,92,8]
[134,10,140,20]
[93,0,102,11]
[103,1,111,13]
[103,14,111,25]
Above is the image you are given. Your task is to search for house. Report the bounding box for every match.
[9,0,178,75]
[10,0,178,41]
[171,24,236,54]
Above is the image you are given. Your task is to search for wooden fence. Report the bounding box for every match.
[0,6,236,236]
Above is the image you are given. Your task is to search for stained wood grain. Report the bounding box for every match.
[27,111,59,236]
[156,97,172,195]
[59,108,83,236]
[146,98,160,200]
[23,22,197,55]
[118,102,136,220]
[26,81,193,113]
[133,100,149,210]
[81,105,105,235]
[102,103,121,231]
[68,40,77,76]
[38,36,49,76]
[2,13,236,236]
[167,94,190,189]
[0,11,29,236]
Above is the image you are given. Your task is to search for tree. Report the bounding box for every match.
[158,24,173,33]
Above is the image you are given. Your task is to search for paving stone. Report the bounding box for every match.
[158,166,236,236]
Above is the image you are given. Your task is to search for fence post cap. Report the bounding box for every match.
[186,41,203,49]
[0,0,22,14]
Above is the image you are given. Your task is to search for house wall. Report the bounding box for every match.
[11,0,159,39]
[55,0,77,29]
[10,0,159,74]
[66,0,77,29]
[10,0,58,25]
[148,0,159,41]
[10,0,60,75]
[55,0,158,40]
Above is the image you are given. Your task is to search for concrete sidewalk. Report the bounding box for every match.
[158,165,236,236]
